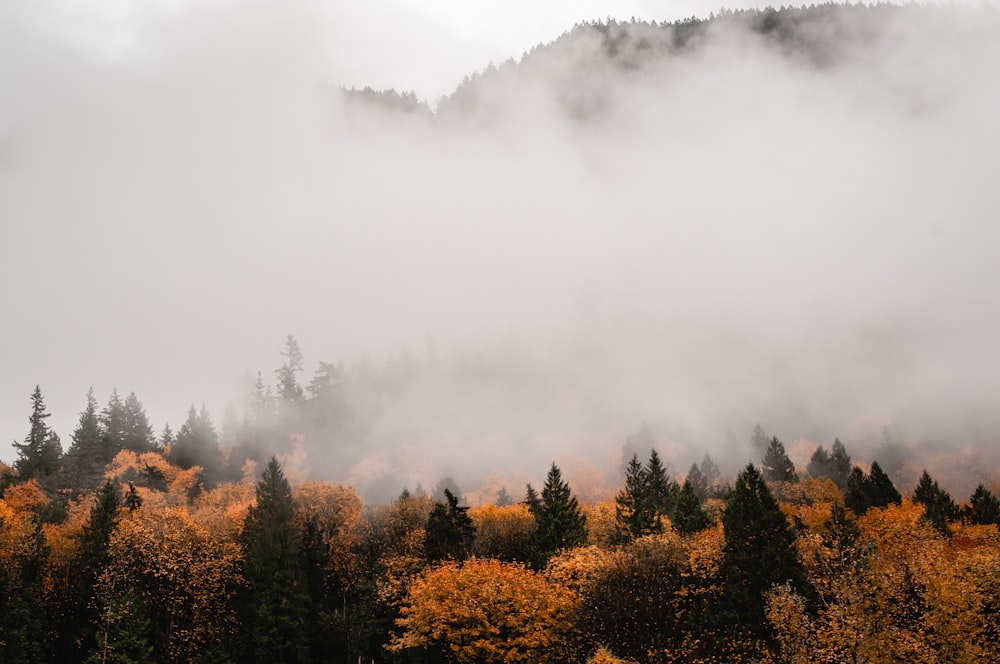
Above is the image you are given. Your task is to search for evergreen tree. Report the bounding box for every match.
[0,517,47,664]
[65,388,105,489]
[646,449,678,514]
[122,392,154,454]
[240,457,312,663]
[158,424,174,449]
[844,466,871,515]
[720,464,808,640]
[527,463,587,568]
[276,335,305,406]
[100,389,127,462]
[614,454,662,544]
[912,470,958,535]
[620,423,655,478]
[806,445,831,479]
[867,461,902,509]
[671,478,711,535]
[169,405,224,485]
[829,438,852,489]
[965,484,1000,525]
[89,590,154,664]
[687,463,708,502]
[750,423,770,459]
[424,488,476,562]
[761,436,797,483]
[13,385,62,483]
[701,452,720,486]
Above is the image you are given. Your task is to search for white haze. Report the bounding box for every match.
[2,1,999,499]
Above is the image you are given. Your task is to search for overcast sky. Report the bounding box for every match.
[2,0,998,495]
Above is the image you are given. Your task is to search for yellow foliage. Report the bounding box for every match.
[469,503,534,560]
[587,645,638,664]
[389,557,578,664]
[583,500,617,546]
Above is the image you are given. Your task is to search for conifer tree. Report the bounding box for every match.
[65,388,105,489]
[965,485,1000,525]
[701,452,721,487]
[13,385,62,483]
[687,463,708,502]
[646,449,678,514]
[169,405,224,484]
[761,436,797,483]
[240,457,312,663]
[806,445,831,479]
[614,454,662,543]
[276,335,305,405]
[750,423,770,459]
[912,470,958,535]
[867,461,901,508]
[0,518,47,664]
[829,438,852,489]
[122,392,154,453]
[671,478,711,535]
[424,488,476,562]
[100,389,127,462]
[720,464,807,640]
[527,463,587,567]
[844,466,871,515]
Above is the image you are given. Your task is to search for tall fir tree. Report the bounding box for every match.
[686,463,708,502]
[13,385,62,483]
[65,388,105,489]
[671,478,712,535]
[100,390,127,463]
[965,485,1000,525]
[806,445,831,480]
[0,517,47,664]
[240,457,312,663]
[526,463,587,568]
[614,454,663,543]
[424,488,476,562]
[761,436,797,483]
[646,449,678,515]
[121,392,154,453]
[750,423,770,459]
[829,438,852,489]
[867,461,902,508]
[912,470,958,535]
[169,405,224,485]
[720,464,808,641]
[276,335,305,406]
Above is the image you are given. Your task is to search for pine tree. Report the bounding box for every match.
[0,518,47,664]
[100,389,127,462]
[912,470,957,535]
[646,449,678,514]
[424,488,476,562]
[671,478,711,535]
[806,445,831,479]
[65,388,105,489]
[169,405,224,485]
[720,464,808,640]
[687,463,708,502]
[750,423,770,459]
[13,386,62,483]
[527,463,587,568]
[240,457,312,663]
[122,392,154,454]
[701,452,721,486]
[276,335,305,405]
[844,466,871,515]
[829,438,852,489]
[867,461,902,509]
[614,454,662,544]
[761,436,797,483]
[965,485,1000,525]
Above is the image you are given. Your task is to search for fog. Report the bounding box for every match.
[2,1,999,500]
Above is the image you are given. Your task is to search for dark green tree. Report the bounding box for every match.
[89,590,154,664]
[526,463,587,568]
[100,389,127,462]
[912,470,958,535]
[13,385,62,483]
[867,461,902,509]
[806,445,831,480]
[240,457,312,663]
[671,479,712,535]
[424,488,476,562]
[0,517,47,664]
[761,437,797,483]
[844,466,871,515]
[646,449,678,515]
[169,405,224,485]
[122,392,155,454]
[64,388,105,489]
[964,485,1000,525]
[720,464,808,641]
[614,454,662,544]
[829,438,852,489]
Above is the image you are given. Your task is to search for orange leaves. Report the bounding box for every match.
[469,502,535,560]
[389,557,577,663]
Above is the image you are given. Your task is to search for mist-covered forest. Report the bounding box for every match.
[3,2,1000,662]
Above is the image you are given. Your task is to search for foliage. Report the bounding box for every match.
[671,478,712,535]
[12,386,62,484]
[613,454,663,544]
[424,488,476,562]
[761,436,797,483]
[388,557,577,663]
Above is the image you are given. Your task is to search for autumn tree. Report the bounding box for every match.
[389,558,577,663]
[240,457,312,663]
[762,436,797,483]
[12,386,63,484]
[614,454,663,544]
[526,463,587,568]
[720,464,808,643]
[425,488,476,562]
[0,493,48,663]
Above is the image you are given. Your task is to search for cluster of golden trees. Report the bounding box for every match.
[2,446,999,663]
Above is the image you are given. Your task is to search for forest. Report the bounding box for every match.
[2,336,1000,663]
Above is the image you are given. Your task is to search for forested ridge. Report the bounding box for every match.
[4,2,1000,661]
[2,338,1000,662]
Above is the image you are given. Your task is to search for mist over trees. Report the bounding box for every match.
[2,2,1000,661]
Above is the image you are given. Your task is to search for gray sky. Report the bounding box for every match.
[2,0,999,496]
